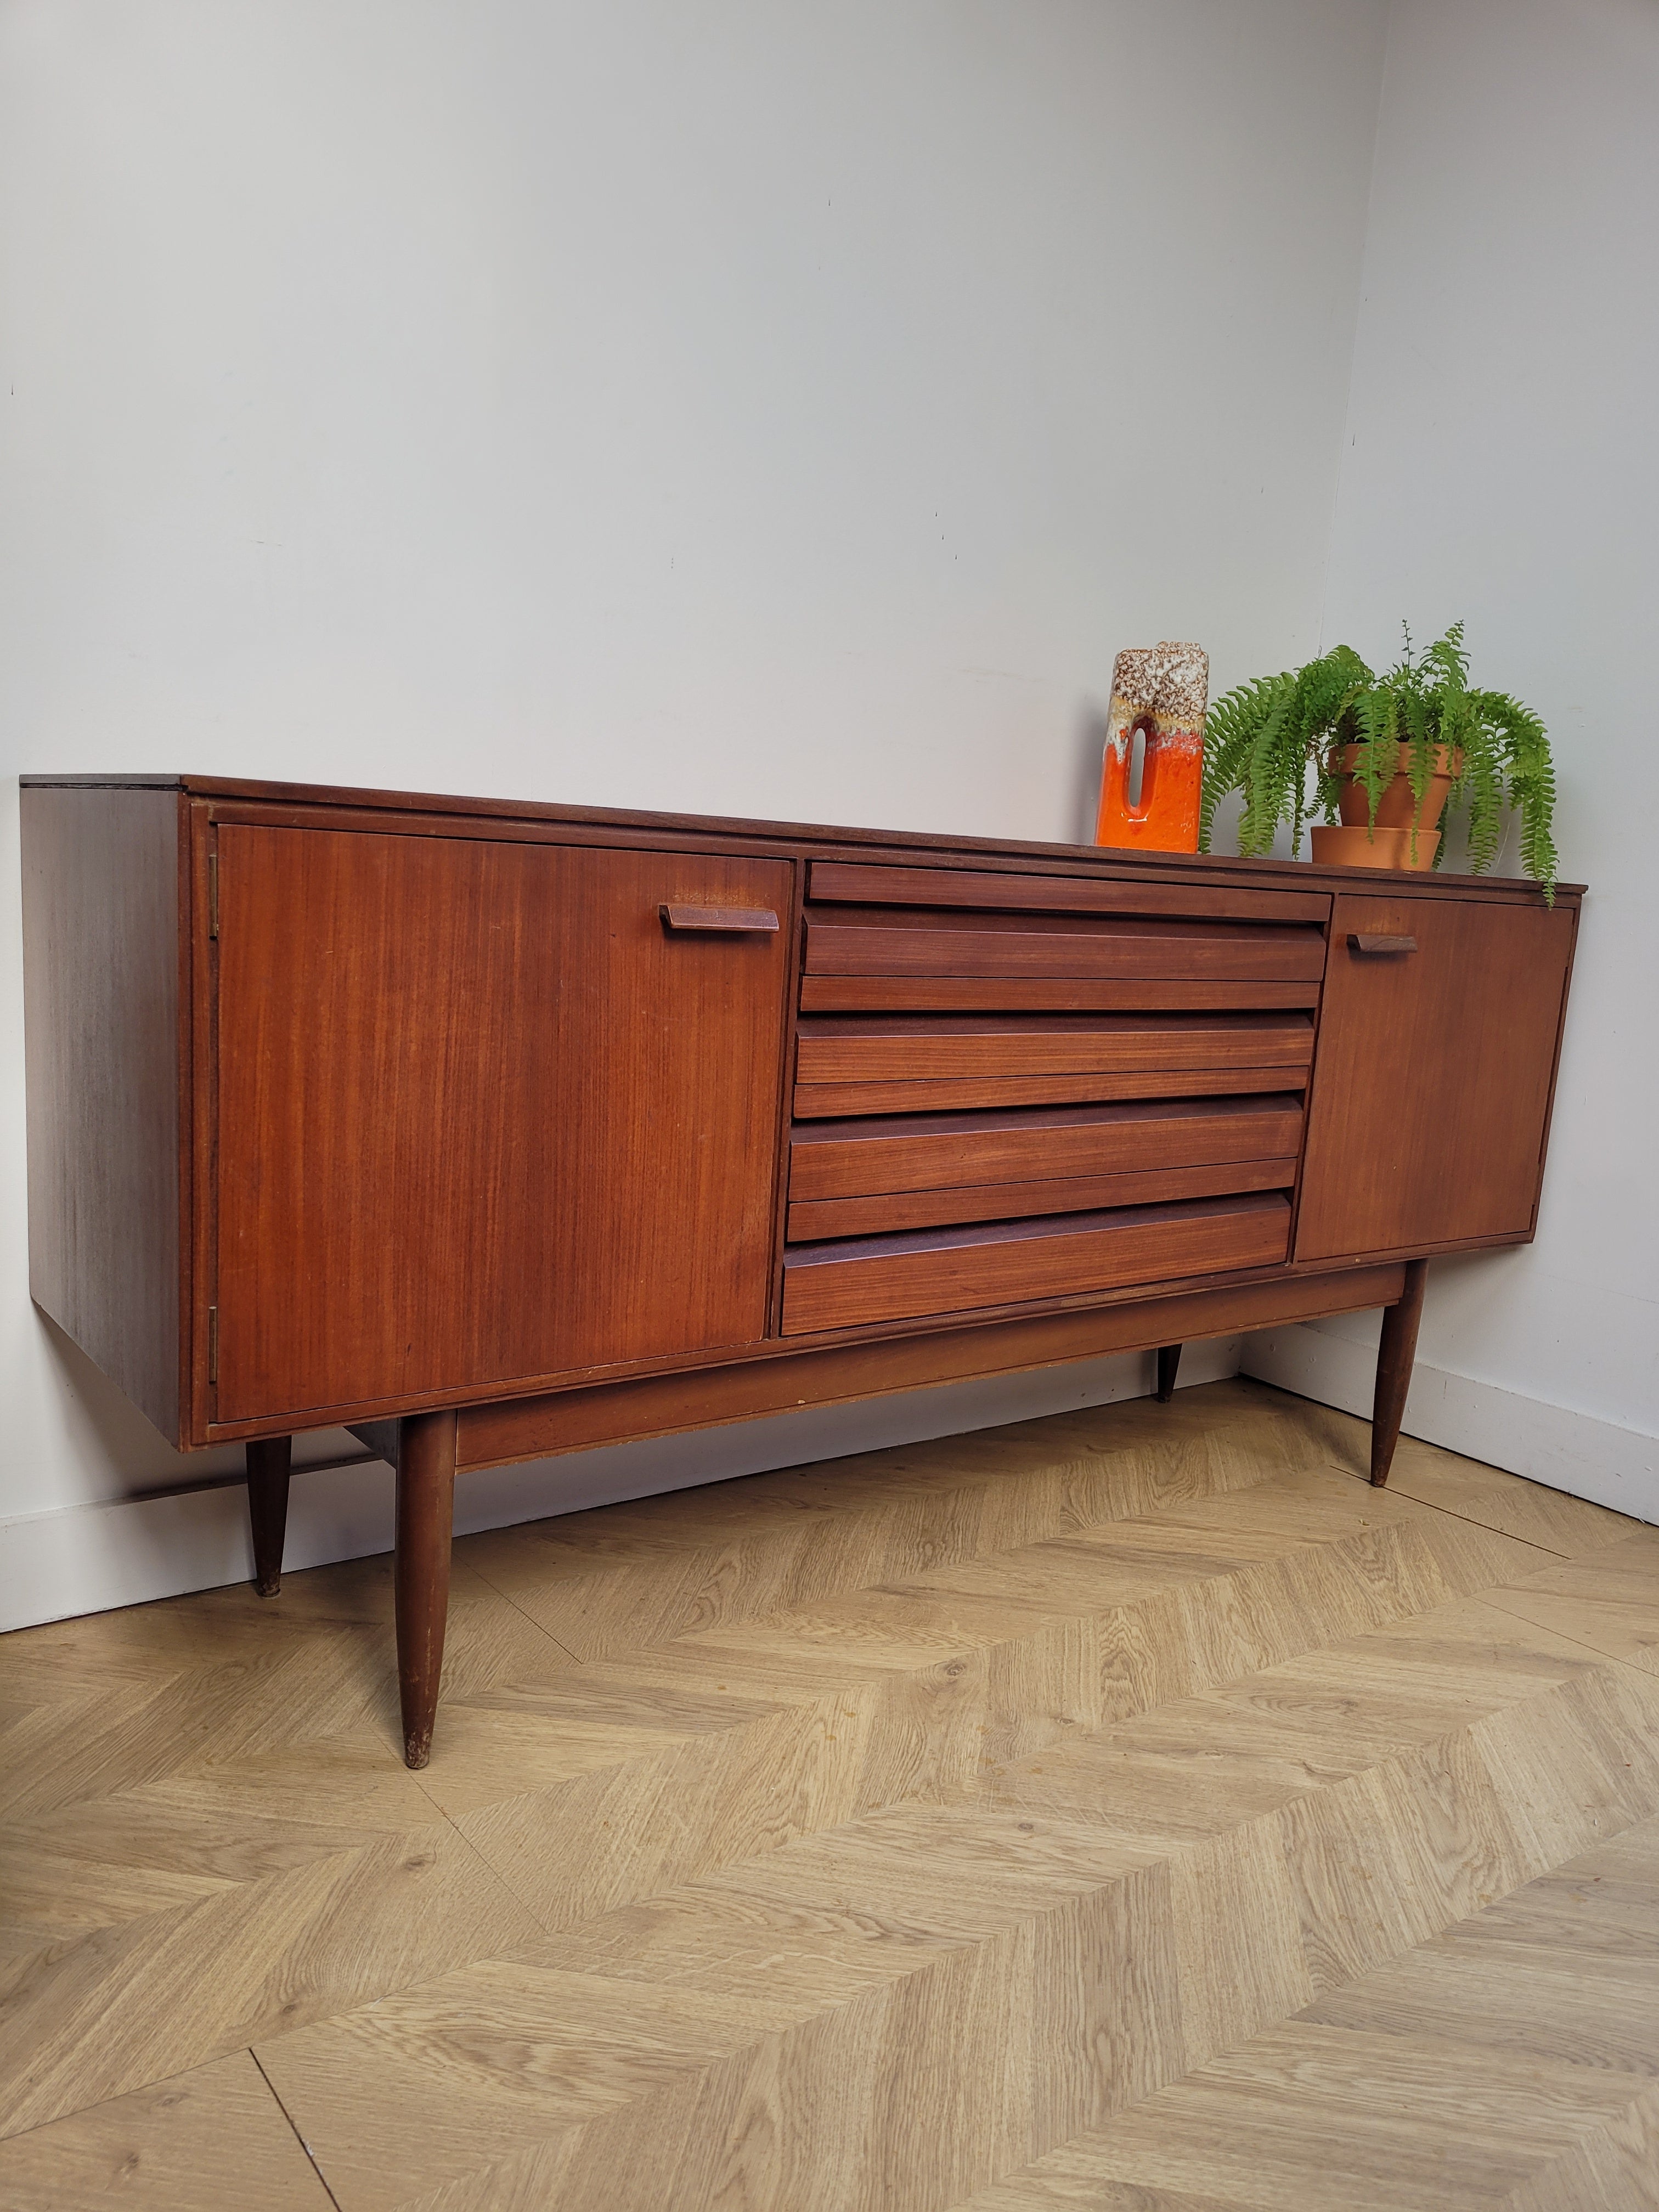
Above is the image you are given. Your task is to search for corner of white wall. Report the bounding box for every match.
[1242,1319,1658,1525]
[1302,0,1659,1527]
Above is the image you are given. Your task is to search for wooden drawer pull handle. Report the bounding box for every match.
[661,903,780,934]
[1348,933,1417,955]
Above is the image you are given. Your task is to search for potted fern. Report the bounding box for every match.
[1199,623,1558,900]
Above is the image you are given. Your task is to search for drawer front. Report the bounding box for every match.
[790,1095,1306,1204]
[800,974,1322,1013]
[797,1013,1312,1086]
[808,861,1330,926]
[788,1157,1297,1242]
[804,909,1326,986]
[781,1191,1292,1334]
[793,1064,1304,1118]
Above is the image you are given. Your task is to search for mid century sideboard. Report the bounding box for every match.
[21,776,1581,1765]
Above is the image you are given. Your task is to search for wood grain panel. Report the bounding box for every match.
[1483,1528,1659,1675]
[781,1192,1292,1334]
[807,861,1331,924]
[215,830,791,1422]
[789,1096,1305,1203]
[967,1815,1659,2212]
[794,1064,1306,1118]
[795,1013,1314,1086]
[1296,893,1577,1261]
[20,786,185,1444]
[804,913,1326,984]
[788,1158,1297,1242]
[454,1267,1406,1465]
[0,2051,334,2211]
[800,973,1323,1013]
[0,1814,543,2139]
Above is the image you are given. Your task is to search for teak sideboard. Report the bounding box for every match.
[21,776,1582,1765]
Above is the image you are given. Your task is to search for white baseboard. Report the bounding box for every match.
[1241,1321,1659,1525]
[0,1336,1244,1632]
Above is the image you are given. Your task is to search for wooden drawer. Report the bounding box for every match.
[794,1063,1305,1118]
[808,861,1330,925]
[789,1094,1305,1203]
[797,1013,1312,1085]
[793,1012,1313,1118]
[804,907,1326,987]
[800,973,1322,1013]
[788,1156,1297,1241]
[781,1190,1293,1334]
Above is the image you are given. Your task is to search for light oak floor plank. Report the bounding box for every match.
[1483,1527,1659,1675]
[0,1813,542,2138]
[965,1813,1659,2211]
[0,2050,334,2210]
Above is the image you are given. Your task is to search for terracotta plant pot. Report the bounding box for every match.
[1310,823,1440,870]
[1310,742,1457,871]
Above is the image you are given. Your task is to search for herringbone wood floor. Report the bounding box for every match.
[3,1378,1657,2209]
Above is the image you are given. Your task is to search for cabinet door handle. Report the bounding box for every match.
[1348,933,1417,955]
[661,902,780,934]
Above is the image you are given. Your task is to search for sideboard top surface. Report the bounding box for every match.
[20,773,1582,904]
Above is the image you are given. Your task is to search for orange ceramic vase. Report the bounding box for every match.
[1094,643,1209,855]
[1096,713,1204,851]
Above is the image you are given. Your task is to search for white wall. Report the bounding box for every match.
[1244,0,1659,1525]
[0,0,1390,1616]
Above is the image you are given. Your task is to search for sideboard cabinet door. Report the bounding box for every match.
[1295,891,1576,1263]
[214,828,792,1424]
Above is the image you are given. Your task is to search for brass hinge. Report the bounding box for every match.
[208,1306,219,1385]
[207,852,219,940]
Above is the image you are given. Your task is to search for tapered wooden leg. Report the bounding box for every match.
[1156,1344,1182,1404]
[395,1409,457,1769]
[246,1436,293,1598]
[1370,1259,1429,1488]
